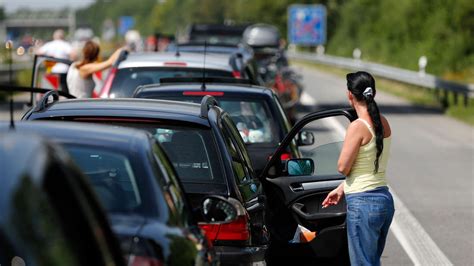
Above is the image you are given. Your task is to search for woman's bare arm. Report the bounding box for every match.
[78,48,124,78]
[337,121,364,176]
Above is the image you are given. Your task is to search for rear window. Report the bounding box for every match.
[148,95,280,144]
[65,146,149,216]
[150,126,224,184]
[96,123,225,185]
[110,67,233,97]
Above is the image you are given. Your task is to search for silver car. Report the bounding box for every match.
[99,51,247,98]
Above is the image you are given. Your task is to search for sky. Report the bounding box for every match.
[1,0,95,13]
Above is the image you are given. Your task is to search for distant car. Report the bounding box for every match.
[133,79,309,175]
[1,121,240,266]
[0,133,125,266]
[23,96,268,265]
[168,42,254,58]
[99,51,261,98]
[185,23,250,45]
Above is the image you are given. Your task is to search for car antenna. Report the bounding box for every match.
[201,40,207,91]
[175,42,180,57]
[6,40,15,130]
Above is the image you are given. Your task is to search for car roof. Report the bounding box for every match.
[119,51,234,71]
[26,98,211,127]
[136,83,276,98]
[0,121,153,153]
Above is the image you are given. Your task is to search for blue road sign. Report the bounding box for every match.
[118,16,135,36]
[288,4,327,45]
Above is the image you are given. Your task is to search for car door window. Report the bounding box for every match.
[151,141,192,227]
[296,117,350,176]
[222,115,255,172]
[221,117,251,182]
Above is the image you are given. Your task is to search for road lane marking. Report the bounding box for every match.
[389,189,452,266]
[301,93,453,265]
[300,91,317,105]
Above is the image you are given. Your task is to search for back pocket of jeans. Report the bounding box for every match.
[369,205,387,229]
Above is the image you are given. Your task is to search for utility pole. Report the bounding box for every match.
[68,8,76,38]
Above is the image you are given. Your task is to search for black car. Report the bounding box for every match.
[23,96,268,265]
[24,93,357,265]
[133,80,312,175]
[185,23,250,45]
[0,132,125,266]
[1,121,239,266]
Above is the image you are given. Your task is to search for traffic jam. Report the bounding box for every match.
[1,23,355,266]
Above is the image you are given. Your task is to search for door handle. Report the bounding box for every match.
[292,203,346,220]
[290,183,304,192]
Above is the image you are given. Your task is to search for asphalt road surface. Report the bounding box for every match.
[295,65,473,266]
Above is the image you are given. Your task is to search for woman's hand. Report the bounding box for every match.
[322,183,344,208]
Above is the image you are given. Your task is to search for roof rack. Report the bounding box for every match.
[159,77,252,85]
[34,90,61,112]
[200,95,219,118]
[177,42,239,48]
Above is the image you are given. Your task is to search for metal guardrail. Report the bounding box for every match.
[288,51,474,106]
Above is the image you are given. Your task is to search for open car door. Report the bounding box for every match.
[260,108,356,264]
[29,55,73,105]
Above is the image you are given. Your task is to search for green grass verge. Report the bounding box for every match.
[292,60,474,126]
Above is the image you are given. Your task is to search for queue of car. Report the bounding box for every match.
[2,23,355,266]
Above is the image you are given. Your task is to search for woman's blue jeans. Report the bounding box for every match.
[345,186,395,266]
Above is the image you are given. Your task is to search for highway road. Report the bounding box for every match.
[295,65,473,266]
[1,65,472,265]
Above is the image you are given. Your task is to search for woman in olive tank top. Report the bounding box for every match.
[322,71,394,266]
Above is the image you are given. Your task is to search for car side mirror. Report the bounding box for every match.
[287,159,314,176]
[201,196,238,223]
[297,131,314,146]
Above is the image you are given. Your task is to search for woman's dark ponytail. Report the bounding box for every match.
[346,71,384,173]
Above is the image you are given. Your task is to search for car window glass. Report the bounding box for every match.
[65,146,144,214]
[128,124,226,184]
[223,115,255,170]
[151,141,191,226]
[152,95,280,144]
[110,67,234,97]
[294,116,350,176]
[220,118,251,184]
[220,100,278,144]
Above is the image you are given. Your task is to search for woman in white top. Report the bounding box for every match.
[322,71,394,266]
[67,41,124,98]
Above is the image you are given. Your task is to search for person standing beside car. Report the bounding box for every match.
[67,41,124,98]
[322,71,394,266]
[36,29,75,92]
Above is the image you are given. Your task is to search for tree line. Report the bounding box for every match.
[77,0,473,80]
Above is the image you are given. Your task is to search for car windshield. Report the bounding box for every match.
[148,95,280,144]
[110,67,234,97]
[65,145,153,216]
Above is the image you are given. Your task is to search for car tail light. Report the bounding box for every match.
[232,71,242,78]
[280,152,291,161]
[183,91,224,96]
[128,255,163,266]
[164,62,187,66]
[199,215,250,242]
[98,67,117,98]
[199,223,219,241]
